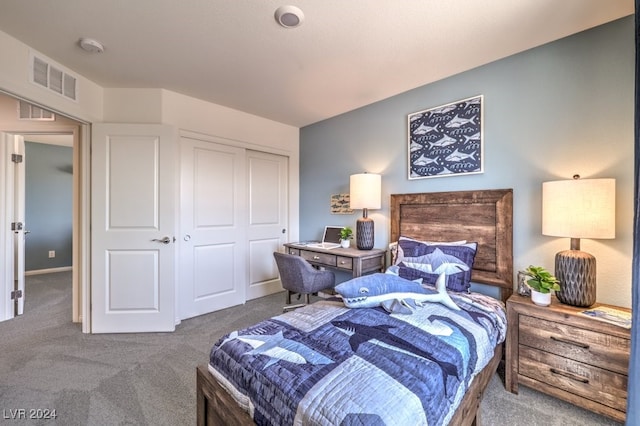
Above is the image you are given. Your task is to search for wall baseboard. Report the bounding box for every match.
[25,266,72,276]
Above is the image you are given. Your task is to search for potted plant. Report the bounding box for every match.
[523,265,560,306]
[340,226,353,248]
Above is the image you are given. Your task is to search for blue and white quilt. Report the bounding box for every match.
[208,281,506,426]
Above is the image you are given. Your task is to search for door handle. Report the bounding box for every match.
[152,236,172,244]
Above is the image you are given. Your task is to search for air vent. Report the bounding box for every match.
[49,66,63,94]
[29,52,78,102]
[17,100,55,121]
[63,73,77,99]
[32,56,48,87]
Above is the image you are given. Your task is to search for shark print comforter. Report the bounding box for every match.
[208,289,506,425]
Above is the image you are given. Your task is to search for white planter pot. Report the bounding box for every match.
[531,289,551,307]
[340,239,350,248]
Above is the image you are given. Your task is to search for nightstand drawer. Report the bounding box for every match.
[519,345,628,412]
[519,315,629,374]
[301,250,337,267]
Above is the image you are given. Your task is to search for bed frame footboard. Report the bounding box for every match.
[196,343,503,426]
[196,364,253,426]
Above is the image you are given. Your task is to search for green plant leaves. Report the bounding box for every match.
[340,226,353,240]
[524,265,560,294]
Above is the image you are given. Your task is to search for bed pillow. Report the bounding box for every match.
[396,237,477,292]
[392,236,468,265]
[334,272,459,311]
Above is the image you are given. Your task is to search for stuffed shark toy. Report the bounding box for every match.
[334,272,459,312]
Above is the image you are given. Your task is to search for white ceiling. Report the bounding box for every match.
[0,1,633,127]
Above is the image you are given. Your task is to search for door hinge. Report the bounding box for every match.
[11,222,23,231]
[11,290,23,300]
[11,154,23,163]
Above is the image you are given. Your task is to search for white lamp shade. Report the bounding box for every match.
[350,173,381,210]
[542,178,615,239]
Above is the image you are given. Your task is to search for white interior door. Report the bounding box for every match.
[178,136,246,320]
[0,132,10,322]
[0,133,25,321]
[11,135,25,316]
[246,150,288,300]
[91,124,176,333]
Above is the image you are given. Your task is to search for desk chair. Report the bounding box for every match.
[273,252,335,312]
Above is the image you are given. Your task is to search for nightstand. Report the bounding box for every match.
[506,294,631,423]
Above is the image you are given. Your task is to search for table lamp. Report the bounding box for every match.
[542,176,615,307]
[350,173,381,250]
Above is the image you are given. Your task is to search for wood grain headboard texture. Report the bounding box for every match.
[390,189,513,302]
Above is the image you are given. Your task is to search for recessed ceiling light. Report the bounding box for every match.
[275,6,304,29]
[78,37,105,53]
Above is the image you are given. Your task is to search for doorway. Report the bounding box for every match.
[0,92,85,326]
[23,137,73,277]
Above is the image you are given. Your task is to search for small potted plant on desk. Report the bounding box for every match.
[340,226,353,248]
[523,265,560,307]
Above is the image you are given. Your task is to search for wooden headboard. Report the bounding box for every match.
[390,189,513,302]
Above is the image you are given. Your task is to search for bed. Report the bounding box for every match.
[197,189,513,426]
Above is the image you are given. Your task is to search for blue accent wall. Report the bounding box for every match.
[300,16,634,298]
[24,142,73,271]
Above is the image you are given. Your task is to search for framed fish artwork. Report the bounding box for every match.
[407,95,483,179]
[330,193,353,214]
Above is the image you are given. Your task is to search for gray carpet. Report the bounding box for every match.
[0,271,622,425]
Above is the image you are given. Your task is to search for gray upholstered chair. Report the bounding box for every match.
[273,252,335,312]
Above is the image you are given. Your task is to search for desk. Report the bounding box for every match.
[283,243,386,278]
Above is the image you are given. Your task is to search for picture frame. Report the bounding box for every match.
[517,270,532,296]
[407,95,483,179]
[330,193,353,214]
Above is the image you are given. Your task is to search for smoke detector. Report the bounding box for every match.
[275,6,304,28]
[78,37,105,53]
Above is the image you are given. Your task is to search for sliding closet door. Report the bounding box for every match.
[246,150,288,300]
[179,136,246,320]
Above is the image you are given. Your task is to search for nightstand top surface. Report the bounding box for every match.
[507,294,631,337]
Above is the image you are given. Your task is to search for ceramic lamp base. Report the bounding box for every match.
[356,217,374,250]
[554,249,596,307]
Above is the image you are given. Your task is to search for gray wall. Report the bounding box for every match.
[24,142,73,271]
[299,17,634,307]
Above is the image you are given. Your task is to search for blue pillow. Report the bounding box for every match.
[396,237,477,292]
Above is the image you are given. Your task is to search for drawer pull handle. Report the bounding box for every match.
[340,261,346,265]
[550,335,590,349]
[550,368,589,384]
[313,256,320,260]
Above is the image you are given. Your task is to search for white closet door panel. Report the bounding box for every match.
[193,244,235,298]
[249,238,280,286]
[179,137,246,320]
[246,151,288,300]
[194,148,236,226]
[249,158,281,225]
